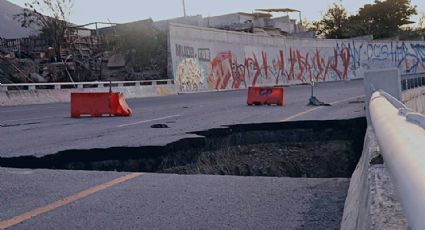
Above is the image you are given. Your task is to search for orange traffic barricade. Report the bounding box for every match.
[71,92,132,118]
[247,86,285,106]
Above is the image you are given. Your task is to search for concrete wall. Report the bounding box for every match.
[169,23,425,92]
[363,68,402,122]
[341,127,407,229]
[0,84,177,106]
[362,69,425,114]
[402,87,425,113]
[364,68,402,101]
[270,16,300,34]
[205,13,253,28]
[154,15,204,31]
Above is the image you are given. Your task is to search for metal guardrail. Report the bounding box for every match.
[0,79,174,91]
[400,72,425,91]
[370,90,425,229]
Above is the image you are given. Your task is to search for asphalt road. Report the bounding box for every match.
[0,80,365,229]
[0,79,365,157]
[0,168,350,230]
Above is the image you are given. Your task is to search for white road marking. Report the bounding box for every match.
[281,95,364,122]
[117,114,182,128]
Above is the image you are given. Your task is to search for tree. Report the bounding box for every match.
[349,0,417,38]
[315,3,350,39]
[114,21,168,80]
[15,0,73,60]
[300,18,316,32]
[419,11,425,29]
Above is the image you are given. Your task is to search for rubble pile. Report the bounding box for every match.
[0,21,168,84]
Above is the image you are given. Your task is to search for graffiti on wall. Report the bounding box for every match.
[176,58,204,91]
[173,39,425,91]
[198,48,211,62]
[208,51,247,89]
[337,41,425,74]
[204,47,351,89]
[176,44,195,58]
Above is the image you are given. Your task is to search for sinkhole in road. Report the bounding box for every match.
[0,117,367,178]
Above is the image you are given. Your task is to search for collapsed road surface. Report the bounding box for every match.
[0,79,366,229]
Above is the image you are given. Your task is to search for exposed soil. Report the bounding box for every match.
[161,141,359,177]
[0,117,367,178]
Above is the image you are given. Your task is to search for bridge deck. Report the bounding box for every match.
[0,79,365,229]
[1,79,365,158]
[0,168,350,230]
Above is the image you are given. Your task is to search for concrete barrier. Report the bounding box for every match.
[363,68,402,101]
[341,127,408,230]
[369,91,425,229]
[343,69,424,229]
[363,68,402,123]
[0,80,177,106]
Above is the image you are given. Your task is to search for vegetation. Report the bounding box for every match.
[315,0,417,39]
[116,27,168,78]
[14,0,73,60]
[314,3,349,39]
[419,11,425,29]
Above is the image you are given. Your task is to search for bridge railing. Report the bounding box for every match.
[401,72,425,91]
[369,90,425,229]
[0,79,174,91]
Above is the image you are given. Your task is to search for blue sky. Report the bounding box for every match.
[8,0,425,25]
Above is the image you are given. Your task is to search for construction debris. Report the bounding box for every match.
[0,19,167,84]
[308,96,331,106]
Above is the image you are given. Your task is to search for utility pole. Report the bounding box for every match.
[182,0,187,17]
[95,22,99,36]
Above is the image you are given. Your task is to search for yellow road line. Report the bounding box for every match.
[0,173,143,229]
[281,95,364,122]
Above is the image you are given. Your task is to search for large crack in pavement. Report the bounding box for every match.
[0,117,367,178]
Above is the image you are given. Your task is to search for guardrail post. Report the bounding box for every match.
[28,85,36,90]
[135,82,141,86]
[152,81,157,86]
[400,73,425,91]
[0,85,7,92]
[54,85,61,90]
[77,84,83,89]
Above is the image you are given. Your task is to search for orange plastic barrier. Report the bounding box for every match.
[247,86,285,106]
[71,92,132,118]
